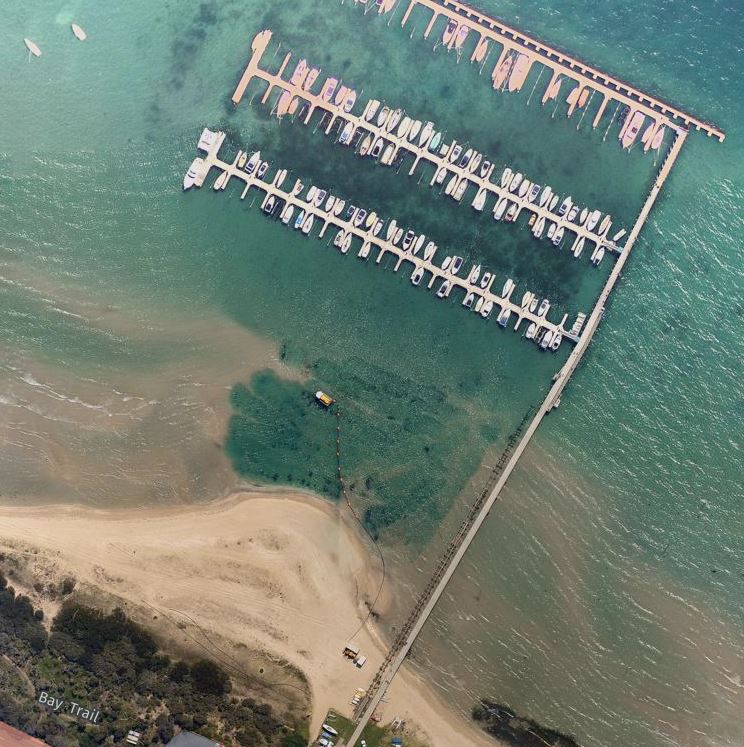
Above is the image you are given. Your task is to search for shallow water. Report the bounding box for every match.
[2,0,743,745]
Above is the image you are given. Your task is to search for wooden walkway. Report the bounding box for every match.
[385,0,724,141]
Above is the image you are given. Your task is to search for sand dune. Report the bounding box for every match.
[0,490,495,747]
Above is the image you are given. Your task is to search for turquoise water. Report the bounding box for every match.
[1,0,743,745]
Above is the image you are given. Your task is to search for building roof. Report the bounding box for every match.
[166,732,222,747]
[0,721,49,746]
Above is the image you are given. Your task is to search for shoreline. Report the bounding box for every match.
[0,487,497,747]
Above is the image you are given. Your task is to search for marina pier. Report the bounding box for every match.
[190,130,578,346]
[231,30,626,261]
[384,0,724,142]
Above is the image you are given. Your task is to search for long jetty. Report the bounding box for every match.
[384,0,724,142]
[231,29,625,260]
[193,131,577,344]
[209,9,724,744]
[345,128,689,747]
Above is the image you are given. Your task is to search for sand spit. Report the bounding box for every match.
[0,489,496,747]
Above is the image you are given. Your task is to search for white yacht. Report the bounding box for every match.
[182,158,204,190]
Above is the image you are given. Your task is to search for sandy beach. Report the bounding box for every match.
[0,490,496,747]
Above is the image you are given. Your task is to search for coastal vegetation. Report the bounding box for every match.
[0,572,307,747]
[472,700,580,747]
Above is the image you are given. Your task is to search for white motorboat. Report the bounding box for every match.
[256,161,269,179]
[245,151,260,174]
[387,108,403,132]
[294,210,305,229]
[434,167,448,185]
[497,307,511,327]
[558,196,572,217]
[24,38,42,56]
[372,220,383,236]
[333,199,346,216]
[509,172,523,193]
[403,230,415,251]
[339,121,355,145]
[501,167,513,188]
[325,195,336,213]
[537,298,550,317]
[469,264,482,284]
[334,229,345,248]
[444,174,459,196]
[572,236,586,258]
[474,297,485,313]
[453,179,468,202]
[518,179,531,199]
[301,213,314,235]
[436,280,452,298]
[377,105,390,127]
[552,226,565,246]
[550,333,562,351]
[397,116,412,139]
[359,134,373,156]
[469,153,483,174]
[567,205,579,222]
[533,216,546,238]
[182,158,204,190]
[291,179,304,196]
[281,205,294,225]
[599,215,612,236]
[547,222,556,240]
[538,186,552,207]
[412,234,426,255]
[411,267,424,285]
[386,219,398,241]
[480,159,492,178]
[459,148,474,168]
[419,121,434,146]
[480,272,492,289]
[472,188,487,211]
[442,256,452,272]
[370,138,384,158]
[505,203,518,222]
[306,186,318,205]
[463,292,475,308]
[341,233,352,254]
[494,198,508,220]
[540,329,554,350]
[448,143,463,163]
[314,189,327,208]
[587,210,601,231]
[359,242,372,259]
[423,241,437,261]
[502,278,514,297]
[364,99,380,122]
[354,209,367,227]
[529,296,538,314]
[393,227,404,244]
[450,256,464,275]
[381,143,395,164]
[525,322,537,340]
[591,245,605,266]
[579,207,589,225]
[213,171,227,190]
[528,183,541,203]
[480,300,494,319]
[612,228,627,242]
[521,291,532,309]
[71,23,87,41]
